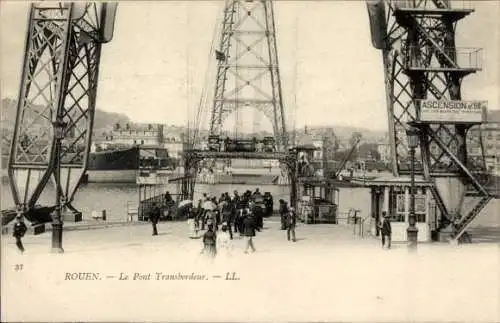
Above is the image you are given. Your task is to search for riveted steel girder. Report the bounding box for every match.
[8,3,117,214]
[209,0,288,150]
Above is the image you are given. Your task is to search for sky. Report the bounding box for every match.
[1,0,499,133]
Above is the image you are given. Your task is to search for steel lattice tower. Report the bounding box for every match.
[8,3,116,217]
[209,0,288,150]
[367,0,492,242]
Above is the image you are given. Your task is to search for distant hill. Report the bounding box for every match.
[193,125,386,144]
[92,110,131,137]
[2,96,498,143]
[0,97,130,139]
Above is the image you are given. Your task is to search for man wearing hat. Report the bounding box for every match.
[150,203,161,236]
[279,199,288,230]
[379,211,392,249]
[232,190,241,234]
[286,207,297,242]
[13,214,28,253]
[221,200,234,239]
[243,209,256,254]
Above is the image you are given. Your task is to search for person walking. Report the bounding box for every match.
[232,191,241,235]
[13,214,27,253]
[216,222,232,259]
[202,221,217,259]
[187,207,199,239]
[237,208,245,237]
[279,199,288,230]
[150,203,161,236]
[221,201,233,239]
[286,207,297,242]
[243,210,256,254]
[379,211,392,249]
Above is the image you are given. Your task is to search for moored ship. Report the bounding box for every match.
[86,144,175,183]
[86,145,140,183]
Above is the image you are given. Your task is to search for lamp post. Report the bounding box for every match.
[290,147,299,209]
[51,119,67,253]
[406,126,420,249]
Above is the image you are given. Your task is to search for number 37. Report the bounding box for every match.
[14,264,23,271]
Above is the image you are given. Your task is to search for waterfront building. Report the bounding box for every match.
[97,123,185,159]
[162,131,184,159]
[365,175,436,242]
[468,122,500,176]
[311,138,324,161]
[104,123,164,146]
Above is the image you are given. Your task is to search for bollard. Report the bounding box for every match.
[102,210,107,221]
[32,223,45,235]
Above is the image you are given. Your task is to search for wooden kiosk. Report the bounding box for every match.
[365,175,436,242]
[297,178,339,224]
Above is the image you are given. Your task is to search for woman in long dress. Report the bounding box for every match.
[216,222,232,260]
[202,221,217,259]
[187,207,198,238]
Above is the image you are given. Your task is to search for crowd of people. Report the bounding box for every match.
[181,189,298,258]
[9,191,391,254]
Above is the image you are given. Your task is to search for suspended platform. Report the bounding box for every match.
[394,8,473,20]
[185,150,294,161]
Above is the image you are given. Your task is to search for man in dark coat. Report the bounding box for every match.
[150,203,161,236]
[251,190,264,229]
[286,207,297,242]
[279,199,288,230]
[243,210,256,253]
[221,200,234,239]
[164,191,173,204]
[264,192,273,217]
[232,191,241,234]
[379,211,392,249]
[13,215,27,253]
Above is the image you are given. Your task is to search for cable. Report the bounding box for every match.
[192,1,224,145]
[292,11,299,145]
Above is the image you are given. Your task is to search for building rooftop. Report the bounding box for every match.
[112,123,162,132]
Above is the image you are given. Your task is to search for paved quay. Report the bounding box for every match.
[2,220,499,322]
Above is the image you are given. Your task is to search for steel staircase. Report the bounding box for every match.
[395,9,459,69]
[451,195,492,242]
[390,0,489,244]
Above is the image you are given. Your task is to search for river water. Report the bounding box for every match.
[0,180,293,221]
[0,178,372,222]
[2,178,498,226]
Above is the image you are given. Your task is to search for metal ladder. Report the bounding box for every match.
[451,195,492,243]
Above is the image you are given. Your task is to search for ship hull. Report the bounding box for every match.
[86,146,139,183]
[86,169,138,183]
[86,145,175,183]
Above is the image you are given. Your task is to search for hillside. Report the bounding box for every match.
[0,97,130,137]
[2,96,498,143]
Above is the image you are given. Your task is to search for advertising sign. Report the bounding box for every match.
[418,100,487,123]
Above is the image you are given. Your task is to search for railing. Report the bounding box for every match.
[335,209,370,238]
[403,46,483,71]
[297,203,337,224]
[138,193,183,221]
[392,0,474,10]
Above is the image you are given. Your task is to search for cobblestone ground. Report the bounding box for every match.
[2,219,499,322]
